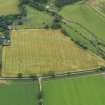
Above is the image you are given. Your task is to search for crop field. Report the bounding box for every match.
[16,6,53,29]
[0,0,19,16]
[2,29,105,76]
[0,80,38,105]
[60,2,105,41]
[42,75,105,105]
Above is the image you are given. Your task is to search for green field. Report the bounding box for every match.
[60,2,105,41]
[0,0,19,16]
[16,6,53,29]
[2,29,105,76]
[43,75,105,105]
[87,0,105,14]
[0,80,38,105]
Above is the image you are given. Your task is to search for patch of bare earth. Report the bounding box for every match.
[0,80,10,86]
[87,0,97,5]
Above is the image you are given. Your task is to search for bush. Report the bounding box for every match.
[74,41,88,50]
[100,66,105,71]
[55,0,82,8]
[66,72,72,76]
[38,91,43,99]
[96,66,105,72]
[51,15,62,29]
[48,71,56,78]
[61,28,69,37]
[17,73,23,78]
[29,74,37,79]
[44,24,50,29]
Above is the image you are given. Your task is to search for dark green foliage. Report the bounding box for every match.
[75,40,88,49]
[99,66,105,71]
[61,28,70,37]
[0,14,21,39]
[29,74,37,79]
[55,0,81,8]
[19,0,29,4]
[0,0,27,38]
[48,71,56,78]
[96,66,105,72]
[17,73,23,78]
[38,91,43,99]
[32,0,48,4]
[51,16,61,29]
[18,4,27,16]
[66,72,72,76]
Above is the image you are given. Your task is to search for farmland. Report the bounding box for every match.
[0,0,105,104]
[0,80,38,105]
[87,0,105,14]
[42,75,105,105]
[60,2,105,41]
[0,0,19,16]
[2,29,105,76]
[59,1,105,57]
[16,6,54,29]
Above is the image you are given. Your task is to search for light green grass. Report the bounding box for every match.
[0,0,19,16]
[43,75,105,105]
[61,24,97,53]
[0,80,38,105]
[60,2,105,41]
[16,6,53,29]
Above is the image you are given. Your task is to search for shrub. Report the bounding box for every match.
[100,66,105,71]
[55,0,82,8]
[38,91,43,99]
[17,73,23,78]
[48,71,56,78]
[29,74,37,79]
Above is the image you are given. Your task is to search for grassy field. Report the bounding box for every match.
[87,0,105,13]
[60,2,105,41]
[0,0,19,16]
[43,75,105,105]
[0,80,38,105]
[2,29,105,76]
[16,6,53,29]
[61,24,98,53]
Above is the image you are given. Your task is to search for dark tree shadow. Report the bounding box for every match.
[55,0,82,8]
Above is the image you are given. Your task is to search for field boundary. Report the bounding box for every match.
[0,68,105,80]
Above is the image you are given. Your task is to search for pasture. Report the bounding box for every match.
[87,0,105,14]
[0,80,38,105]
[16,6,53,29]
[42,75,105,105]
[0,0,19,16]
[60,2,105,41]
[2,29,105,76]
